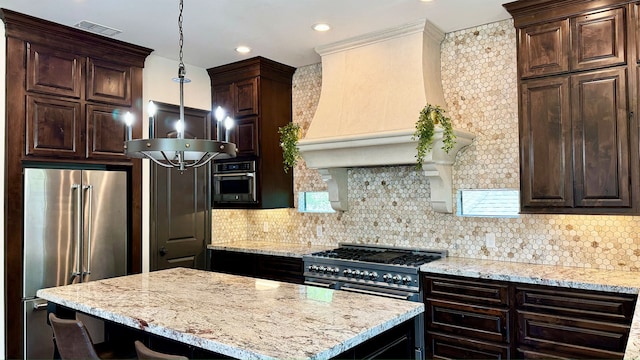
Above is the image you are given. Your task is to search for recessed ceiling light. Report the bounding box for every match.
[419,0,434,2]
[235,46,251,54]
[312,23,331,32]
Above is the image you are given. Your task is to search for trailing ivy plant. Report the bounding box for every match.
[278,122,301,173]
[412,104,456,170]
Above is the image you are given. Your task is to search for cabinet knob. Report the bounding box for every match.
[159,247,168,256]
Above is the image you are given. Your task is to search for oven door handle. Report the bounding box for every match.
[340,284,414,300]
[304,281,338,289]
[213,172,255,178]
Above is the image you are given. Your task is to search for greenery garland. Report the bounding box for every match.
[278,122,301,173]
[412,104,456,170]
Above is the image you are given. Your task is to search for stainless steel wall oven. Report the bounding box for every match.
[213,160,257,204]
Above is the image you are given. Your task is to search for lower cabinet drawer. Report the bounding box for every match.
[517,310,627,359]
[428,332,510,360]
[428,299,510,343]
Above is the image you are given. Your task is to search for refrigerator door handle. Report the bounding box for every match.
[83,185,93,276]
[32,302,48,311]
[70,184,82,283]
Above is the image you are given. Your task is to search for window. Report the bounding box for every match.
[457,189,519,218]
[298,191,335,213]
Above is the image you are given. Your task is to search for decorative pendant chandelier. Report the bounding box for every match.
[124,0,236,172]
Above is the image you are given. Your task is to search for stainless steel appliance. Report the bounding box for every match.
[22,168,128,359]
[303,243,447,360]
[212,160,256,203]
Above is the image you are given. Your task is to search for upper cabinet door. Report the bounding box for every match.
[520,76,573,209]
[234,78,258,117]
[26,95,82,158]
[571,67,630,208]
[86,104,130,160]
[519,19,570,78]
[571,7,626,72]
[27,43,83,99]
[86,58,132,106]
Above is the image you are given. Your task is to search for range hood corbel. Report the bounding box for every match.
[298,18,475,213]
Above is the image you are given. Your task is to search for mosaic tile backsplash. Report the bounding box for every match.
[212,19,640,272]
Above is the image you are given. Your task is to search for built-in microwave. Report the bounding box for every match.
[212,160,257,204]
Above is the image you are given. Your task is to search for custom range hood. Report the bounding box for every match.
[298,18,475,213]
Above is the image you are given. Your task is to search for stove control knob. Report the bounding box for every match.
[311,265,319,272]
[319,266,327,273]
[402,276,412,284]
[333,268,340,275]
[354,270,361,278]
[344,269,352,277]
[383,274,392,282]
[392,275,402,283]
[363,271,370,279]
[369,272,379,280]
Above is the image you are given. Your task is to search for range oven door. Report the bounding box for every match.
[213,172,257,203]
[339,283,421,302]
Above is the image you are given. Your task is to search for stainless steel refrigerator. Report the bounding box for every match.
[22,168,128,359]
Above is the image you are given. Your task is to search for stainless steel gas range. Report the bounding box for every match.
[303,243,447,302]
[303,243,446,360]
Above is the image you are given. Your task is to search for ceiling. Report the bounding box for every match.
[0,0,512,69]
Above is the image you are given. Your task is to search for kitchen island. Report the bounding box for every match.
[37,267,424,359]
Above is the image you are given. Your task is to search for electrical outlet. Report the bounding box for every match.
[485,233,496,248]
[316,225,323,237]
[263,222,269,233]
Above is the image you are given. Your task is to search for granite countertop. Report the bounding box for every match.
[208,240,334,258]
[420,257,640,359]
[37,268,423,360]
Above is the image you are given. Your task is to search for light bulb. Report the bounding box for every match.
[214,106,226,122]
[124,112,134,127]
[147,101,157,117]
[175,120,185,134]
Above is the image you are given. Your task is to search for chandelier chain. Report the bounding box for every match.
[178,0,184,68]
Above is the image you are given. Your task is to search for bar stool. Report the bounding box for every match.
[48,313,101,359]
[134,341,188,360]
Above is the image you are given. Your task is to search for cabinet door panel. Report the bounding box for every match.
[519,20,570,78]
[517,310,627,358]
[520,77,573,208]
[27,43,82,98]
[233,116,259,157]
[571,8,626,71]
[517,286,636,324]
[87,59,132,106]
[425,275,509,306]
[256,255,303,284]
[428,332,510,360]
[86,104,129,160]
[234,78,258,116]
[571,68,630,207]
[428,299,510,343]
[26,95,82,158]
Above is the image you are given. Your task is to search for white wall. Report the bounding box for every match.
[0,21,6,360]
[141,55,212,272]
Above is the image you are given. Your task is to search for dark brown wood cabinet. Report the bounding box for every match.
[504,0,640,214]
[208,249,304,284]
[423,274,514,359]
[515,285,636,359]
[2,9,152,359]
[422,273,637,360]
[24,42,136,161]
[207,57,295,209]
